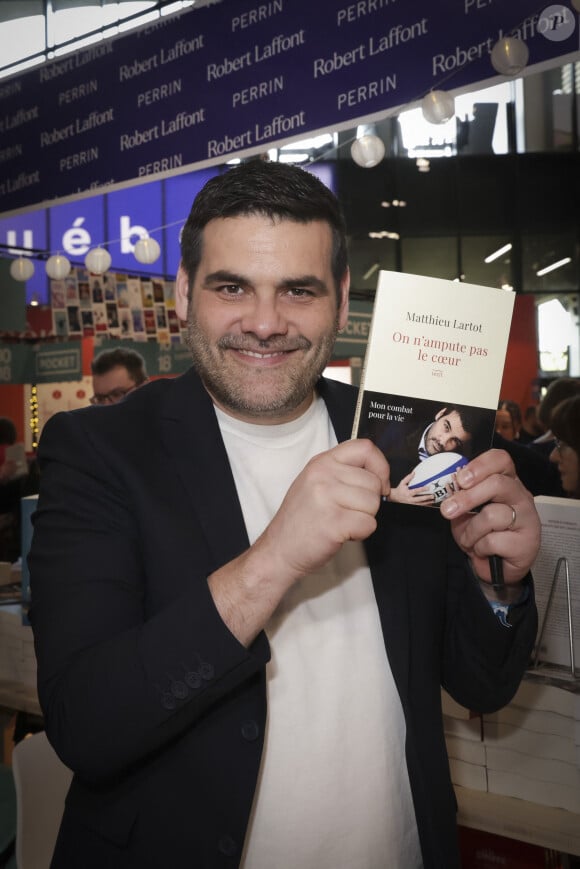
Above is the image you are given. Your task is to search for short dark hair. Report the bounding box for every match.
[551,394,580,497]
[538,377,580,429]
[497,399,522,430]
[440,405,479,437]
[437,405,486,457]
[180,160,348,299]
[91,348,148,384]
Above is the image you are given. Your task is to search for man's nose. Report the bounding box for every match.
[240,296,288,339]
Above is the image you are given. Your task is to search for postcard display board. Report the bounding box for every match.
[48,266,182,344]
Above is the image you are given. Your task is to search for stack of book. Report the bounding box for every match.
[442,691,486,793]
[484,679,580,814]
[443,678,580,815]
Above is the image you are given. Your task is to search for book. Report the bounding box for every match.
[530,496,580,674]
[352,271,515,507]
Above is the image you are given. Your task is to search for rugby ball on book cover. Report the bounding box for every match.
[408,452,469,503]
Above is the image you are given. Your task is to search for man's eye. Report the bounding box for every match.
[288,287,313,297]
[220,284,243,295]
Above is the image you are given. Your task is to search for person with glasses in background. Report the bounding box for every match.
[549,394,580,499]
[530,377,580,458]
[89,347,148,406]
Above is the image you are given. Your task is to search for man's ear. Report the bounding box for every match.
[175,265,190,322]
[337,268,350,332]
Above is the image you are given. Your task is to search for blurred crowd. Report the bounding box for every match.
[495,378,580,500]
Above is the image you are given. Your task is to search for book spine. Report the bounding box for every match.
[350,296,379,438]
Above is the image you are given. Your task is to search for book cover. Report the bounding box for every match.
[531,495,580,675]
[353,271,515,506]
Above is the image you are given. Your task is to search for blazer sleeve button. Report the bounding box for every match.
[170,679,189,699]
[199,661,214,680]
[160,691,177,710]
[185,670,202,689]
[217,834,238,857]
[241,720,260,742]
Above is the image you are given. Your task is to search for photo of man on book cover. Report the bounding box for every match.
[357,393,495,506]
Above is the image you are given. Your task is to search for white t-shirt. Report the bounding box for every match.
[216,397,422,869]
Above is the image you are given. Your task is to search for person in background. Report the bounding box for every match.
[495,399,522,441]
[0,417,18,483]
[518,405,543,445]
[493,396,566,498]
[549,394,580,498]
[90,347,148,406]
[530,377,580,458]
[0,417,35,561]
[29,160,539,869]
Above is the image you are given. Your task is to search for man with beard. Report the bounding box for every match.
[29,160,539,869]
[90,347,148,406]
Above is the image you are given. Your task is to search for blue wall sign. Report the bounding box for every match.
[0,0,577,215]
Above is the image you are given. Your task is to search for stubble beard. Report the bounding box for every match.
[185,311,339,421]
[426,438,443,455]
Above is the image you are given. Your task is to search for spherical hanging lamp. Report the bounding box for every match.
[350,134,385,168]
[134,236,161,264]
[421,90,455,124]
[85,247,112,275]
[45,254,71,280]
[490,37,529,76]
[10,257,35,281]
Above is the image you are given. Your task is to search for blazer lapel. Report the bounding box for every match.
[160,368,250,568]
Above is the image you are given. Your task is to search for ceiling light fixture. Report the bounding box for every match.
[484,243,512,263]
[421,90,455,124]
[368,231,400,240]
[351,134,385,168]
[9,256,35,281]
[85,247,112,275]
[134,236,161,264]
[490,37,529,76]
[45,254,71,279]
[536,257,572,277]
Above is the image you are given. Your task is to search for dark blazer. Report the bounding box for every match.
[28,369,537,869]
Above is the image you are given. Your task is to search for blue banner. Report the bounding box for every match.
[0,0,578,214]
